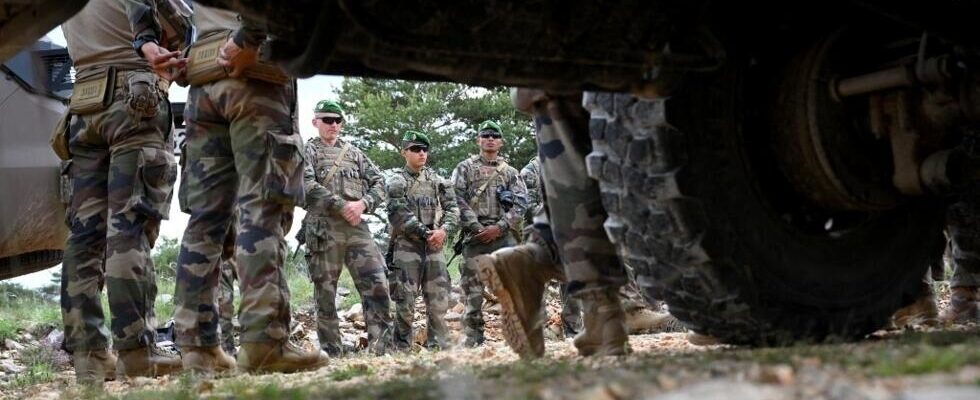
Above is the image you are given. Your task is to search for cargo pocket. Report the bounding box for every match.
[125,71,162,119]
[264,129,305,205]
[129,147,177,220]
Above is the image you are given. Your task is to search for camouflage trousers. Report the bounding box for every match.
[519,89,627,296]
[218,225,238,351]
[304,216,392,354]
[389,237,450,349]
[948,188,980,288]
[461,232,517,340]
[174,79,303,347]
[61,70,175,352]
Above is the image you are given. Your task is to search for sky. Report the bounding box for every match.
[9,28,344,289]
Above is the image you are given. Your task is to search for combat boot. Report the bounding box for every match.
[891,283,939,328]
[73,349,116,386]
[477,243,563,359]
[238,341,329,373]
[574,287,629,356]
[181,345,237,375]
[940,286,979,324]
[117,345,182,377]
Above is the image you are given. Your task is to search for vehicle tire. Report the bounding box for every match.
[0,250,63,281]
[584,35,946,344]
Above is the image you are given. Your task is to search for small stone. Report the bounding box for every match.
[159,294,173,303]
[898,386,980,400]
[657,374,679,390]
[487,303,502,314]
[3,339,24,351]
[337,287,351,297]
[758,364,794,385]
[0,360,23,373]
[345,303,363,322]
[445,312,461,322]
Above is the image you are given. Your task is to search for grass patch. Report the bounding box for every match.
[872,345,974,376]
[329,364,374,381]
[8,345,58,388]
[154,278,176,324]
[0,282,60,338]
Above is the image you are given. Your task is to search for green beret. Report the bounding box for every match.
[314,100,344,119]
[478,120,502,134]
[401,130,430,149]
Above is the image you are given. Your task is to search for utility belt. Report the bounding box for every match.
[185,31,290,86]
[68,67,169,115]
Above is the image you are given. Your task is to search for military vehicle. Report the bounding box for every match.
[4,0,980,344]
[0,40,72,280]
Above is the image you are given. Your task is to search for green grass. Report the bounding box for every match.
[0,282,61,338]
[8,344,59,388]
[329,364,375,381]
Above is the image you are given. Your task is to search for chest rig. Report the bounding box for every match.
[406,169,440,226]
[314,142,364,200]
[465,156,508,219]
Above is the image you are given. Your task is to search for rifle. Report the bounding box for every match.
[447,233,465,267]
[293,221,307,259]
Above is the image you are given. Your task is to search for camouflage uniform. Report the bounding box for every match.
[60,0,175,355]
[521,156,582,336]
[302,137,393,355]
[452,151,528,343]
[386,165,460,349]
[528,92,627,296]
[218,225,238,354]
[173,7,303,349]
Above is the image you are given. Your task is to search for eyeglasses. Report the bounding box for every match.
[407,145,429,153]
[319,116,343,125]
[480,132,502,139]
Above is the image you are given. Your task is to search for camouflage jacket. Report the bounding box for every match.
[303,137,385,219]
[385,167,460,242]
[520,156,541,223]
[451,154,527,234]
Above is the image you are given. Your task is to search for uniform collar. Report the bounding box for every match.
[478,154,503,165]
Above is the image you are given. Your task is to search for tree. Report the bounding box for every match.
[333,79,535,176]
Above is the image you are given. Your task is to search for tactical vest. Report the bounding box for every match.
[464,156,508,220]
[314,143,365,201]
[406,169,440,226]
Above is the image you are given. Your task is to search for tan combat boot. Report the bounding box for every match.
[940,286,979,324]
[117,345,183,377]
[181,345,237,375]
[574,287,630,356]
[73,349,116,386]
[477,243,563,359]
[891,282,939,328]
[238,341,329,373]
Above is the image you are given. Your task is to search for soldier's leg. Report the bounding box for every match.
[306,224,345,355]
[218,227,237,354]
[345,223,393,354]
[945,189,980,323]
[460,243,489,345]
[423,247,451,349]
[528,91,629,355]
[175,85,237,350]
[391,240,422,350]
[62,117,111,356]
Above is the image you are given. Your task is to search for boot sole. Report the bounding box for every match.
[477,255,540,359]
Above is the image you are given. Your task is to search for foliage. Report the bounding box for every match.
[333,79,536,176]
[0,282,60,339]
[152,236,180,279]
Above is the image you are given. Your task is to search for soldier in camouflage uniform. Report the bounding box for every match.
[218,225,238,356]
[385,131,460,350]
[520,157,582,337]
[59,0,183,384]
[162,4,327,374]
[477,90,629,358]
[302,100,393,356]
[452,120,528,346]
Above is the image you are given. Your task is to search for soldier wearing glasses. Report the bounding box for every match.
[301,100,393,356]
[385,131,460,350]
[450,120,528,346]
